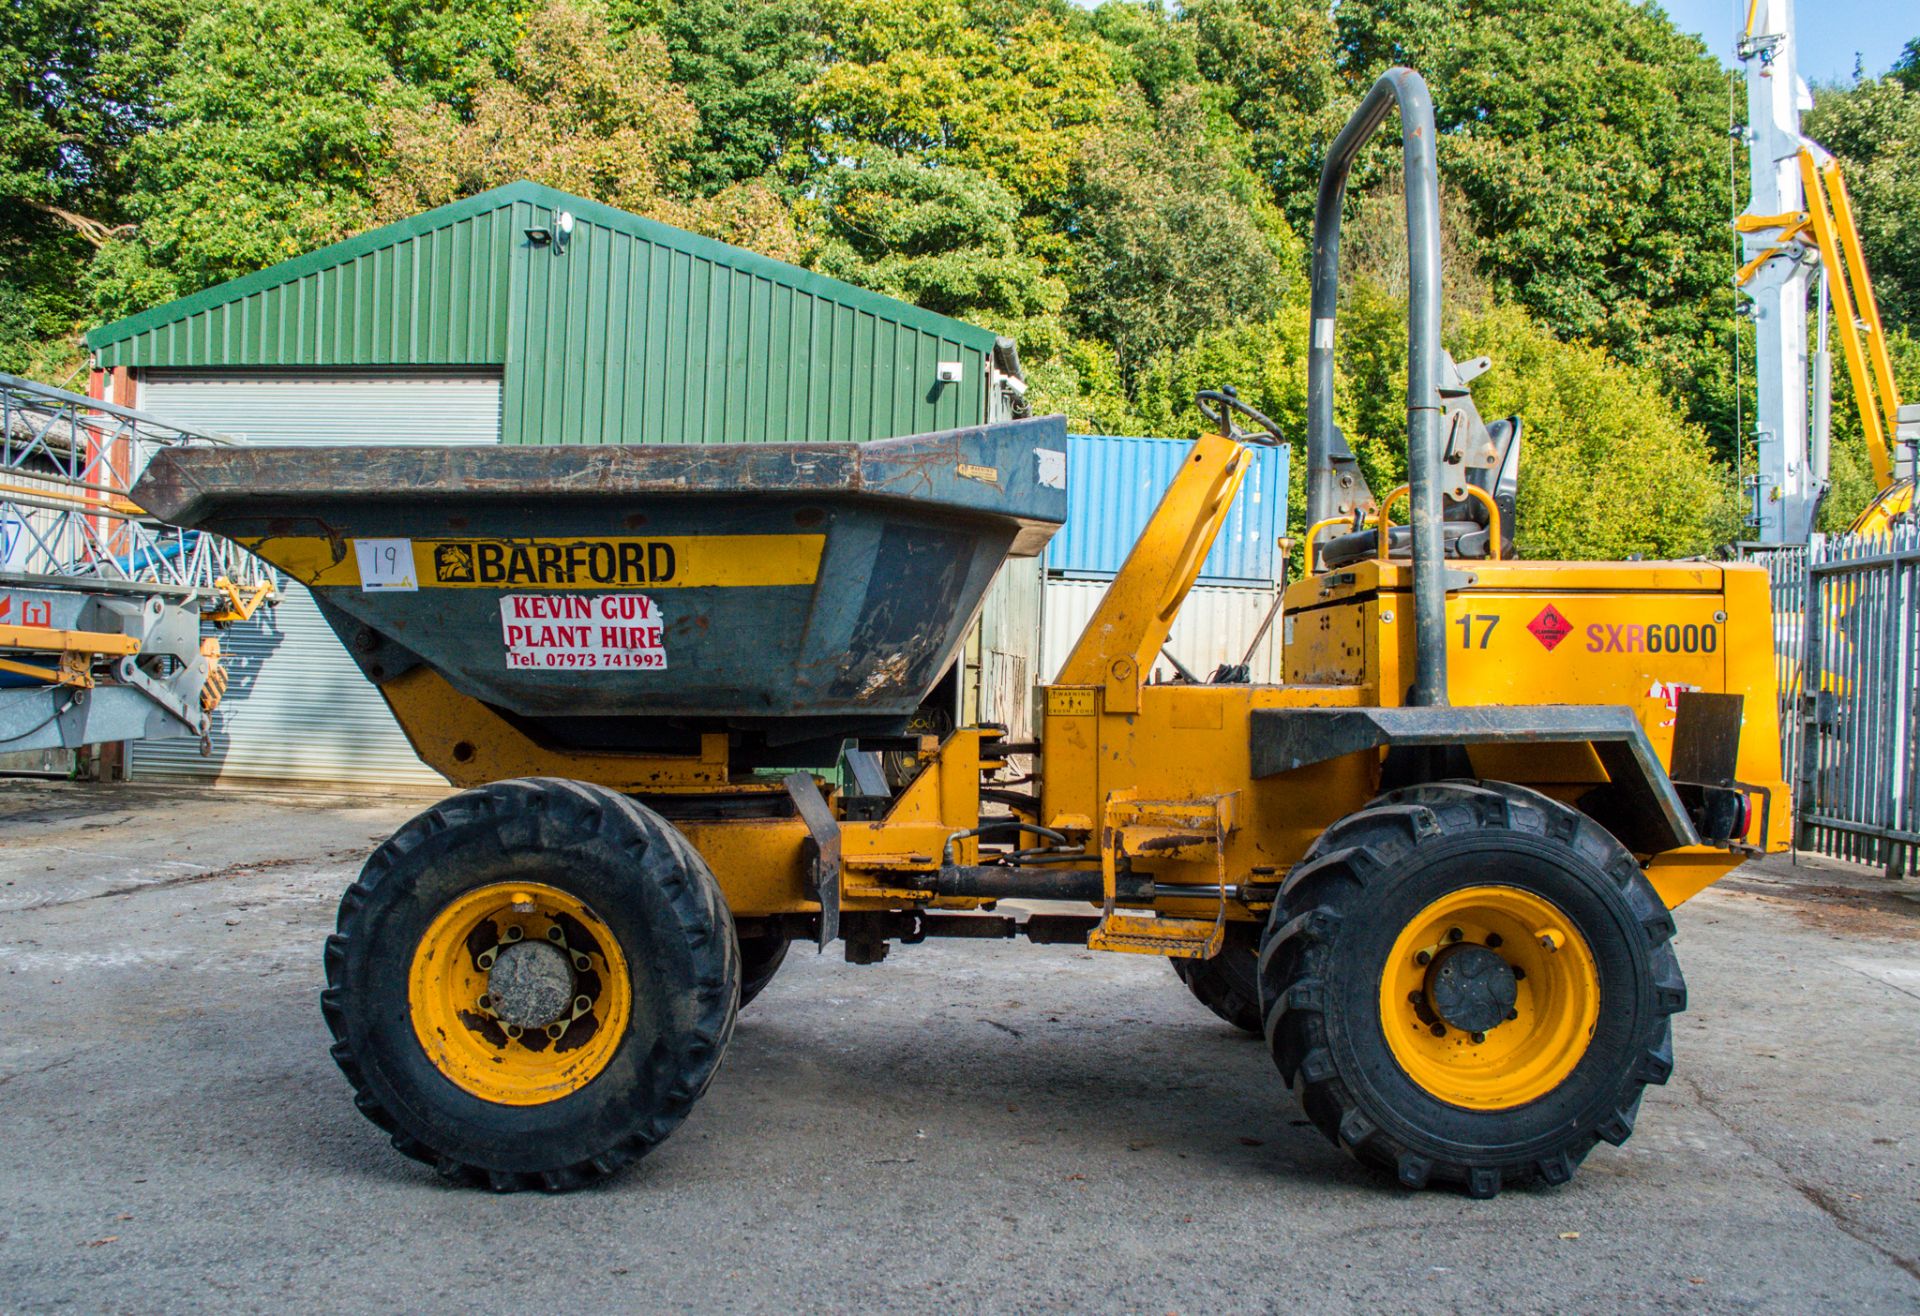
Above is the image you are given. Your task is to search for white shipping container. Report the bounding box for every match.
[1042,577,1283,685]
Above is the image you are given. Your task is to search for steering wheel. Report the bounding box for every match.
[1195,386,1287,447]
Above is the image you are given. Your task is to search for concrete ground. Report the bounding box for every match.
[1,780,1917,1314]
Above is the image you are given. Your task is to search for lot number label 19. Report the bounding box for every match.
[354,538,418,591]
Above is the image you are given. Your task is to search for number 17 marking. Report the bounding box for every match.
[1455,614,1499,649]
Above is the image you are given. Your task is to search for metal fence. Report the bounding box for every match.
[1741,540,1811,804]
[1747,528,1920,877]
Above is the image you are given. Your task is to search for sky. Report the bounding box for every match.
[1655,0,1913,84]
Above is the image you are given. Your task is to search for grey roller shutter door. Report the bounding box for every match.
[129,371,502,788]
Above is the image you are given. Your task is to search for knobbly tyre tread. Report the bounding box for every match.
[1259,780,1686,1198]
[1171,922,1264,1034]
[321,777,738,1193]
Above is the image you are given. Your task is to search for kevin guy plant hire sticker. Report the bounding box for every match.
[500,594,666,670]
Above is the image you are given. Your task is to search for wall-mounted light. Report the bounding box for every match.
[525,212,576,253]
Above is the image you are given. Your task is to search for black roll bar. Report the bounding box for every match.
[1305,67,1449,708]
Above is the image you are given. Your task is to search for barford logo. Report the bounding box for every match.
[434,543,475,583]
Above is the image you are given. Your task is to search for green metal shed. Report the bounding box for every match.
[88,180,1006,445]
[88,181,1032,788]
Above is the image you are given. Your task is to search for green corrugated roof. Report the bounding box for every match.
[86,181,996,354]
[87,182,1000,446]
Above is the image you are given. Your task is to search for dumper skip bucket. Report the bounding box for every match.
[135,417,1068,761]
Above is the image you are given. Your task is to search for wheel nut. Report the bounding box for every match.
[1407,990,1424,1006]
[1471,1031,1486,1044]
[573,954,591,972]
[574,995,592,1014]
[1485,932,1503,948]
[504,1024,523,1040]
[546,926,565,942]
[1512,966,1527,981]
[1415,949,1432,966]
[476,950,496,970]
[504,926,524,942]
[1430,1022,1446,1037]
[477,994,492,1012]
[1506,1008,1518,1021]
[545,1022,566,1040]
[1446,926,1463,943]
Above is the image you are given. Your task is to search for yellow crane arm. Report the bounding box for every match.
[1795,150,1903,493]
[1737,148,1910,524]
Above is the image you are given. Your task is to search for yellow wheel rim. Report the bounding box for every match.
[408,882,631,1106]
[1380,885,1600,1111]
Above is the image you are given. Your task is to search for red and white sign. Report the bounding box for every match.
[0,595,51,628]
[500,594,667,671]
[1525,603,1574,651]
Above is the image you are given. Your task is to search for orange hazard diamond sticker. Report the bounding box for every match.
[1526,604,1574,651]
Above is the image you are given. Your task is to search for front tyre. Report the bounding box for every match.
[1260,781,1685,1198]
[322,778,739,1191]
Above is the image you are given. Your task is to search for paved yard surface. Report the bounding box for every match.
[2,780,1917,1313]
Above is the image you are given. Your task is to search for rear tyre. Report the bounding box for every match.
[735,921,791,1008]
[1260,780,1685,1198]
[1171,922,1263,1034]
[322,777,739,1192]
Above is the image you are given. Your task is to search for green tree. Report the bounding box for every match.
[343,0,526,111]
[1086,0,1199,109]
[0,233,93,383]
[1024,334,1145,435]
[82,0,404,319]
[1451,302,1741,560]
[375,0,806,260]
[1066,87,1294,383]
[1181,0,1340,227]
[616,0,824,194]
[1894,37,1920,92]
[813,154,1066,334]
[1,0,200,375]
[1,0,197,234]
[1331,0,1733,366]
[800,0,1120,210]
[374,1,699,222]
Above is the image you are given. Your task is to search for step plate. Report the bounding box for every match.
[1087,914,1225,959]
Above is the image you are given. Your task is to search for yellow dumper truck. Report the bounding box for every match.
[135,70,1788,1197]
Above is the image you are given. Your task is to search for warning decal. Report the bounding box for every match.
[1525,604,1574,652]
[500,594,667,671]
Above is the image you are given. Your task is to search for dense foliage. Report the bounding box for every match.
[3,0,1915,555]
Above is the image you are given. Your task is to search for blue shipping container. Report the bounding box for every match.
[1047,434,1290,584]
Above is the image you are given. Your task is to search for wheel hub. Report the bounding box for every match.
[1427,943,1518,1034]
[486,938,576,1029]
[1380,885,1601,1111]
